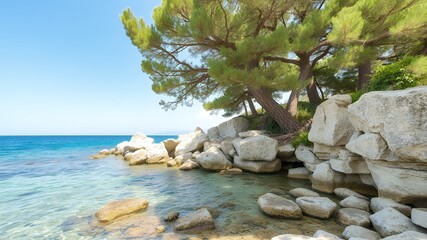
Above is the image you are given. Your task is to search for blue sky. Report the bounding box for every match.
[0,0,231,135]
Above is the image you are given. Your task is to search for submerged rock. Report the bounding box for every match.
[342,225,381,240]
[164,211,179,222]
[287,167,311,180]
[336,208,371,227]
[295,197,338,219]
[257,193,302,219]
[174,208,214,232]
[95,198,149,223]
[289,188,320,198]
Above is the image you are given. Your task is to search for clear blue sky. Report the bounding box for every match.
[0,0,230,135]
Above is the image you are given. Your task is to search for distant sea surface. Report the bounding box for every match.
[0,135,344,239]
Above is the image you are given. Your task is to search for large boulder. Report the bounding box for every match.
[308,95,354,146]
[295,197,338,219]
[330,158,370,174]
[257,193,302,219]
[196,147,232,171]
[207,126,221,143]
[287,167,311,180]
[95,198,149,223]
[146,143,169,164]
[232,135,278,161]
[162,139,179,156]
[382,231,427,240]
[342,225,381,240]
[345,133,388,160]
[336,208,371,227]
[348,86,427,162]
[295,146,322,164]
[127,149,148,165]
[370,207,425,237]
[370,197,411,217]
[175,128,208,156]
[311,161,344,193]
[217,117,249,139]
[233,156,281,173]
[174,208,214,232]
[339,196,370,212]
[117,133,155,154]
[272,234,316,240]
[277,144,295,158]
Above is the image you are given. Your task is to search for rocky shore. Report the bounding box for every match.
[92,86,427,239]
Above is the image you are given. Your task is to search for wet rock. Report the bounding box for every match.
[95,198,149,223]
[370,197,411,217]
[128,149,148,166]
[164,211,180,222]
[411,208,427,228]
[155,225,166,233]
[370,207,425,237]
[233,135,278,161]
[334,188,368,200]
[219,168,243,175]
[289,188,320,198]
[178,160,200,170]
[382,231,427,240]
[296,197,338,219]
[91,153,108,159]
[233,156,281,173]
[340,196,370,212]
[277,143,295,158]
[218,117,249,139]
[196,147,232,171]
[258,193,303,219]
[336,208,371,227]
[174,153,192,166]
[313,230,342,240]
[342,225,381,240]
[166,159,177,167]
[196,206,221,219]
[287,167,311,180]
[175,128,208,156]
[174,208,215,232]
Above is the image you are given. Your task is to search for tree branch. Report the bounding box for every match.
[263,56,300,66]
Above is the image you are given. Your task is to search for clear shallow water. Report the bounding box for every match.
[0,136,345,239]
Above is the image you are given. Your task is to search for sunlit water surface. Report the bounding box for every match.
[0,136,345,239]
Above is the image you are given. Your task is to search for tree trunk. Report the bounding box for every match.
[243,101,248,116]
[358,61,371,90]
[286,89,300,117]
[247,95,258,116]
[306,79,322,106]
[249,87,300,134]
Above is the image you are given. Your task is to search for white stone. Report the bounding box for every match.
[233,156,281,173]
[127,149,148,165]
[313,230,342,240]
[238,130,265,138]
[207,126,221,142]
[272,234,316,240]
[312,162,344,193]
[167,159,177,167]
[330,158,370,174]
[196,147,232,171]
[359,174,376,187]
[382,231,427,240]
[232,135,278,161]
[345,133,388,160]
[313,143,343,160]
[257,193,302,219]
[296,197,338,219]
[218,117,249,139]
[336,208,371,227]
[340,196,370,212]
[99,149,110,155]
[174,153,193,166]
[220,140,234,159]
[277,144,295,158]
[348,86,427,162]
[179,160,200,170]
[295,146,322,164]
[175,128,208,155]
[174,208,214,231]
[370,207,425,237]
[411,208,427,228]
[342,225,381,240]
[146,143,169,164]
[289,188,320,198]
[334,188,368,200]
[308,94,354,146]
[95,198,149,223]
[287,167,311,180]
[203,142,221,152]
[370,197,412,217]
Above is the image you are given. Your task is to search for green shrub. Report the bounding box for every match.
[296,101,316,123]
[291,131,312,148]
[350,90,365,103]
[369,57,420,91]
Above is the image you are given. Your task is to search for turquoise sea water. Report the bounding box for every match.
[0,136,344,239]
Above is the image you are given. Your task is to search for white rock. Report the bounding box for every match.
[382,231,427,240]
[330,158,370,174]
[220,140,234,159]
[308,94,354,146]
[345,133,388,160]
[336,208,371,227]
[218,117,249,139]
[99,149,110,155]
[313,143,343,160]
[174,208,214,231]
[296,197,338,219]
[179,160,200,170]
[340,196,370,212]
[167,159,177,167]
[313,230,342,240]
[342,225,381,240]
[127,149,148,165]
[334,188,368,200]
[238,130,265,138]
[203,142,221,152]
[370,197,411,217]
[207,126,221,142]
[174,153,193,166]
[272,234,316,240]
[257,193,302,219]
[295,146,322,164]
[277,144,296,158]
[287,167,312,180]
[119,133,155,154]
[196,147,232,171]
[370,207,425,237]
[233,156,281,173]
[366,159,427,204]
[359,174,376,187]
[232,135,278,161]
[312,162,344,193]
[348,86,427,162]
[411,208,427,228]
[175,128,208,155]
[146,143,169,164]
[289,188,319,198]
[95,198,149,223]
[219,168,243,175]
[304,162,321,172]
